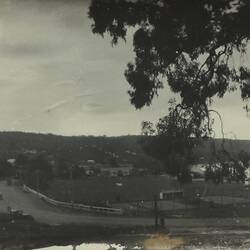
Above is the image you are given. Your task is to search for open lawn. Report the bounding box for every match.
[45,175,180,205]
[43,177,250,218]
[45,177,250,205]
[183,181,250,201]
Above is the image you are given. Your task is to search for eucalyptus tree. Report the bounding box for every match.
[88,0,250,181]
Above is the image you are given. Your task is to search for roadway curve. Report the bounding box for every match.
[1,181,250,229]
[0,180,154,226]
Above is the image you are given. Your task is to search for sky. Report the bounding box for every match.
[0,0,249,139]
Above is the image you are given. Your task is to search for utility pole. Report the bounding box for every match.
[36,170,40,192]
[69,165,73,203]
[154,194,158,229]
[69,165,73,181]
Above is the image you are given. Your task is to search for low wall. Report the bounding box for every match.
[23,185,123,215]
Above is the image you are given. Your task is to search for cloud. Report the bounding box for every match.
[0,42,58,58]
[11,91,95,129]
[45,100,68,113]
[1,0,249,138]
[44,92,95,113]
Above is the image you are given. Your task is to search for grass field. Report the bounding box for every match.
[45,175,180,206]
[45,176,250,214]
[183,181,250,200]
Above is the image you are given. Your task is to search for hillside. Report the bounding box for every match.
[194,138,250,162]
[0,132,161,170]
[0,132,249,167]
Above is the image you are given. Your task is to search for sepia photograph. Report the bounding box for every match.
[1,0,250,249]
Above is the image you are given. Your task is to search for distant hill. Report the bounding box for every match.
[194,138,250,163]
[0,132,162,171]
[0,131,249,167]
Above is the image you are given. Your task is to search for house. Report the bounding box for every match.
[78,160,94,169]
[77,160,101,176]
[87,159,95,164]
[23,149,38,155]
[119,163,133,168]
[246,168,250,179]
[100,166,133,177]
[78,163,95,176]
[77,160,134,177]
[190,163,208,180]
[7,159,16,167]
[85,169,95,176]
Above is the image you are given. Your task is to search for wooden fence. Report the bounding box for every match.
[23,184,123,215]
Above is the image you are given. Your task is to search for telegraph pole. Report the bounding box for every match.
[154,194,158,229]
[36,170,40,192]
[69,165,73,203]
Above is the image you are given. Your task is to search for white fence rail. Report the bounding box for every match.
[23,185,123,215]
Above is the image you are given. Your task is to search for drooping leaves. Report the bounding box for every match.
[89,0,250,118]
[89,0,250,181]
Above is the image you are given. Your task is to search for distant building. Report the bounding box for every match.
[85,169,95,176]
[100,166,133,177]
[78,163,89,169]
[159,189,183,200]
[125,150,137,156]
[23,149,38,154]
[78,160,94,169]
[77,160,134,177]
[245,167,250,179]
[190,163,208,179]
[119,163,133,168]
[77,160,100,176]
[78,163,94,176]
[7,159,16,167]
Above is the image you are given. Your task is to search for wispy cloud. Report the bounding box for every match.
[43,92,95,113]
[44,100,69,113]
[11,92,95,128]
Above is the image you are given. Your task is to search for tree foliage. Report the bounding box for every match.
[89,0,250,181]
[19,154,53,191]
[205,150,250,183]
[140,100,202,182]
[89,0,250,126]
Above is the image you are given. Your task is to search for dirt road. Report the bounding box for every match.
[1,181,250,229]
[0,181,155,226]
